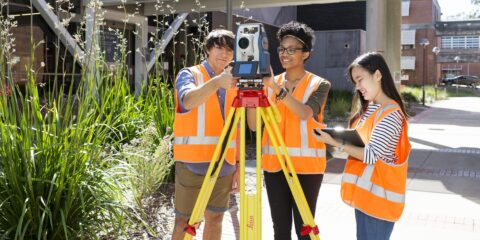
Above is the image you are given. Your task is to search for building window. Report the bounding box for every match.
[441,36,480,49]
[466,36,479,48]
[401,30,415,50]
[402,0,411,17]
[401,56,416,70]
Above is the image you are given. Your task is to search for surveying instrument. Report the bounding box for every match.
[183,23,320,240]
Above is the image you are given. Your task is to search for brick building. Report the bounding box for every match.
[401,0,441,86]
[435,21,480,80]
[401,0,480,86]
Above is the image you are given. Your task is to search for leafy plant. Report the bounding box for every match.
[400,85,449,105]
[324,90,353,125]
[0,0,218,238]
[121,124,174,207]
[0,2,141,238]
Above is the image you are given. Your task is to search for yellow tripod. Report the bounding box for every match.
[183,89,320,240]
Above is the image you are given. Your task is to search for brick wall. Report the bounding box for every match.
[403,0,437,25]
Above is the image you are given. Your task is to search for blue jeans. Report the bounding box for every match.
[355,209,395,240]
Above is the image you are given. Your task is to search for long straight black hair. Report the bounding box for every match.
[347,52,408,126]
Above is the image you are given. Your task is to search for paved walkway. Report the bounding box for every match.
[195,97,480,239]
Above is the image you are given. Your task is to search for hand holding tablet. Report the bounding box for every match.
[313,127,365,147]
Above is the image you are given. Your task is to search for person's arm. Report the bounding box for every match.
[312,129,365,160]
[362,111,403,165]
[176,69,196,113]
[305,81,331,120]
[182,67,238,111]
[268,82,313,120]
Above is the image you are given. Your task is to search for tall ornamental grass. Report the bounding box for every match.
[0,48,134,239]
[0,1,143,238]
[0,0,217,238]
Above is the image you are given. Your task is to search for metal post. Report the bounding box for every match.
[226,0,233,31]
[432,46,440,100]
[32,0,84,65]
[419,38,429,106]
[134,17,148,98]
[454,56,460,96]
[422,47,426,105]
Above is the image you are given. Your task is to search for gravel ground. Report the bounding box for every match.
[127,184,176,240]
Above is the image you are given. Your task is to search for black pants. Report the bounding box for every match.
[264,171,323,240]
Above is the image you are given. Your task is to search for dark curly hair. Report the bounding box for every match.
[277,21,315,52]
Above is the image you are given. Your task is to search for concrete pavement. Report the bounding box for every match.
[195,97,480,239]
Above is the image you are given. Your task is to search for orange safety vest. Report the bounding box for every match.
[341,100,411,222]
[173,64,237,165]
[262,72,328,174]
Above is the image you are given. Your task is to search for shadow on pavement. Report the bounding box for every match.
[410,107,480,127]
[409,137,449,149]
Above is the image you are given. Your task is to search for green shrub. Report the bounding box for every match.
[0,4,141,238]
[121,124,174,207]
[0,66,137,239]
[401,90,419,103]
[324,90,352,124]
[400,85,448,105]
[0,1,221,238]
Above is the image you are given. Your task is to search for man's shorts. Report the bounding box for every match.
[174,162,234,217]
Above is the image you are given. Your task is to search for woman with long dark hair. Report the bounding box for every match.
[314,52,411,240]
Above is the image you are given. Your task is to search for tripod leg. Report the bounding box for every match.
[183,107,242,240]
[256,107,262,240]
[239,107,246,239]
[240,107,262,240]
[260,107,321,240]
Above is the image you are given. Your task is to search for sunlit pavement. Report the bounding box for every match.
[195,97,480,240]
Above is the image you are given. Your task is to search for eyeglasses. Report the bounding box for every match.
[277,47,304,55]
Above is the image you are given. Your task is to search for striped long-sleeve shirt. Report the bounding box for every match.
[355,103,404,165]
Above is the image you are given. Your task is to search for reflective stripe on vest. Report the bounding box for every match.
[300,75,322,149]
[175,136,236,147]
[190,67,206,137]
[262,146,326,158]
[342,166,405,203]
[374,103,397,124]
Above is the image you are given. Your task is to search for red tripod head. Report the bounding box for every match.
[231,80,270,108]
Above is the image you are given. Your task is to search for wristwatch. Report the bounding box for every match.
[276,87,288,101]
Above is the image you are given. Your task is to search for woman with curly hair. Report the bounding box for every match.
[249,21,331,239]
